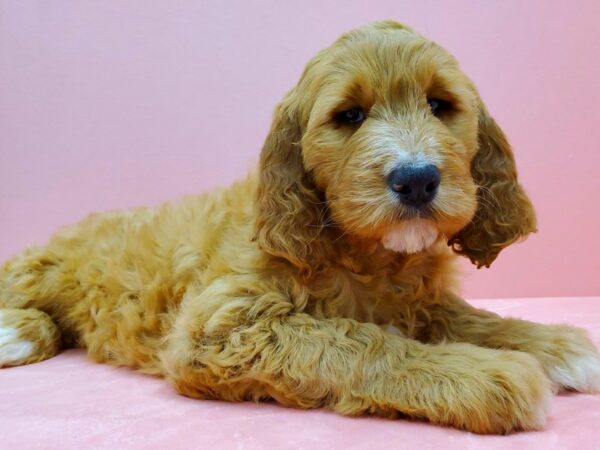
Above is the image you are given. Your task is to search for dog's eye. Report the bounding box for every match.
[336,107,365,124]
[427,98,452,116]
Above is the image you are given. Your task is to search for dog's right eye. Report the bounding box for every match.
[427,98,453,117]
[335,107,366,124]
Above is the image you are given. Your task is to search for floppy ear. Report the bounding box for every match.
[449,102,537,268]
[253,89,326,275]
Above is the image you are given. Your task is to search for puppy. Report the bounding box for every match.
[1,21,599,434]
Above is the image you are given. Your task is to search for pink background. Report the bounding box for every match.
[1,1,599,299]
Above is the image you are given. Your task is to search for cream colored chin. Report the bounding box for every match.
[381,219,439,254]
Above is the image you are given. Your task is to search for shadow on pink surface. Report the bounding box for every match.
[1,297,599,450]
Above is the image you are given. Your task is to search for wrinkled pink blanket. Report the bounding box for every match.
[2,297,599,450]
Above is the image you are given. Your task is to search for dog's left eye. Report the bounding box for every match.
[427,98,452,116]
[336,107,365,124]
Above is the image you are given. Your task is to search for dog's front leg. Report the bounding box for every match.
[160,279,552,434]
[422,294,600,393]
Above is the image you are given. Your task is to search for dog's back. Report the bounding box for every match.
[0,175,256,371]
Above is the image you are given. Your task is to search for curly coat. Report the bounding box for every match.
[1,21,599,434]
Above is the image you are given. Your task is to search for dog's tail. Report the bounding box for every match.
[0,250,62,368]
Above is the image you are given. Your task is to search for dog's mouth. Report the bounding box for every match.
[381,219,440,254]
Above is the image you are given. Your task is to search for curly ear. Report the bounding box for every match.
[253,90,326,274]
[449,103,537,268]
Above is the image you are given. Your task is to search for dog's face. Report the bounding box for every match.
[255,21,536,272]
[301,26,480,253]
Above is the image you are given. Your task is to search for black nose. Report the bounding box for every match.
[388,164,441,208]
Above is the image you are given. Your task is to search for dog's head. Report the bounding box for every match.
[254,21,536,273]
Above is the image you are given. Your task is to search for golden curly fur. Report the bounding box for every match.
[1,21,599,434]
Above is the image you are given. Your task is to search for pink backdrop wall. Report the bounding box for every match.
[1,1,599,299]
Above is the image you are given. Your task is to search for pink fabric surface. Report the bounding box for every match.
[1,297,599,450]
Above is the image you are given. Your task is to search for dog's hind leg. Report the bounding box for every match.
[0,308,61,367]
[0,248,67,367]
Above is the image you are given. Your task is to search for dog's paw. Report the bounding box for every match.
[0,309,60,367]
[530,325,600,393]
[549,351,600,393]
[425,345,553,434]
[459,350,553,434]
